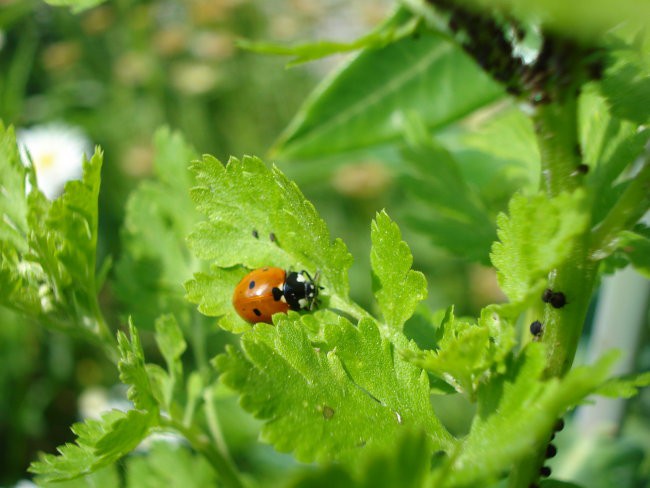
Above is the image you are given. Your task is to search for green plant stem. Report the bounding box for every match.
[203,386,234,467]
[534,99,581,196]
[165,418,245,488]
[509,98,596,488]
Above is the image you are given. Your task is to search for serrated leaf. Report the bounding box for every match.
[490,190,590,302]
[0,123,104,336]
[405,305,516,398]
[187,155,355,325]
[184,265,250,333]
[155,314,186,371]
[115,127,200,328]
[595,371,650,398]
[273,29,503,160]
[289,430,431,488]
[118,319,158,412]
[37,465,120,488]
[370,211,426,330]
[30,409,154,483]
[215,316,452,464]
[442,345,617,487]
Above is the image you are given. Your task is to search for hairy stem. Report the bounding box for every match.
[509,97,594,487]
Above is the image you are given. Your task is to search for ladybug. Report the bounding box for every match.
[232,267,319,324]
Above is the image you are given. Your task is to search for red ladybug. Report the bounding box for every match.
[232,267,319,324]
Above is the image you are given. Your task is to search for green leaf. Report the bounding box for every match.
[0,123,105,339]
[0,123,28,251]
[154,314,186,409]
[37,466,120,488]
[400,132,499,264]
[441,345,617,487]
[609,229,650,278]
[490,190,590,302]
[184,265,250,333]
[215,315,453,464]
[595,371,650,398]
[187,155,356,325]
[115,127,200,328]
[289,430,432,488]
[125,440,218,488]
[118,319,158,412]
[370,211,427,330]
[405,305,516,398]
[240,6,420,66]
[600,36,650,125]
[30,409,154,483]
[273,30,503,160]
[41,0,106,13]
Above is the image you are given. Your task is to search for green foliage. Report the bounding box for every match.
[441,345,618,487]
[596,371,650,398]
[405,306,515,399]
[491,191,590,302]
[288,431,432,488]
[216,315,453,464]
[114,127,200,328]
[0,123,107,343]
[41,0,106,13]
[29,409,155,483]
[401,132,499,264]
[125,440,218,488]
[186,155,356,330]
[272,21,503,160]
[118,319,159,412]
[239,6,420,66]
[370,211,427,330]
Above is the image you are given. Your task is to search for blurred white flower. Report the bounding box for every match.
[17,123,92,200]
[78,385,131,420]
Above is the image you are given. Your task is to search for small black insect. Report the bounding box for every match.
[540,466,552,478]
[252,229,259,239]
[269,232,276,243]
[545,443,557,459]
[542,289,567,309]
[530,320,543,337]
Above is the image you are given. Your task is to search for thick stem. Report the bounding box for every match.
[534,100,581,197]
[510,97,595,486]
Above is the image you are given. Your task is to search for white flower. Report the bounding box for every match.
[17,123,92,200]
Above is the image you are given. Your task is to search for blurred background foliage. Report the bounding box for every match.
[0,0,648,486]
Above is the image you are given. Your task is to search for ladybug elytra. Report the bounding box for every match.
[232,267,319,324]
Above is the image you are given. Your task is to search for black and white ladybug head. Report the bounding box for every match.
[283,270,320,311]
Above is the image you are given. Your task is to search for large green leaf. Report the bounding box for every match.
[273,29,503,160]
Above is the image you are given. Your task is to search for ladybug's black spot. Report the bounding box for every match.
[253,308,262,317]
[272,287,283,301]
[248,280,256,289]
